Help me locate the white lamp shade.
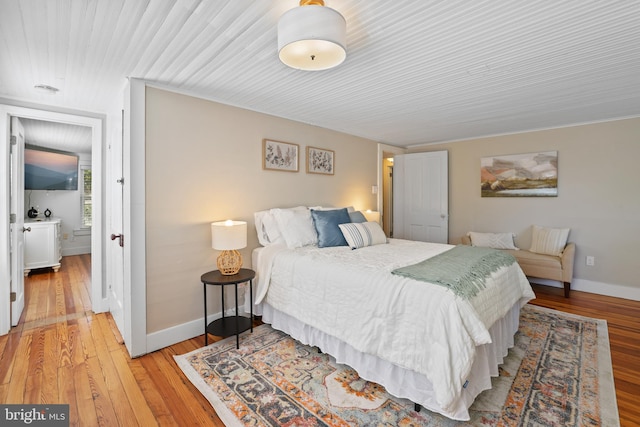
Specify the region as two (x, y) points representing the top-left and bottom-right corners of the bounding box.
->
(211, 220), (247, 250)
(278, 5), (346, 71)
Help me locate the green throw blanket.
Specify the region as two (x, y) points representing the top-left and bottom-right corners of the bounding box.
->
(391, 245), (517, 299)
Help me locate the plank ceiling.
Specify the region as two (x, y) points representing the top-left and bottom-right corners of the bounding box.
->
(1, 0), (639, 150)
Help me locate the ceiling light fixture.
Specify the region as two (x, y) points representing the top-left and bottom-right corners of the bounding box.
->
(34, 84), (59, 94)
(278, 0), (346, 71)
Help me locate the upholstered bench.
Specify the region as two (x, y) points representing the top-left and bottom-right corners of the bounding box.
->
(461, 229), (575, 298)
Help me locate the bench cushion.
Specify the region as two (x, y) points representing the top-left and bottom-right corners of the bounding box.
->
(506, 249), (563, 281)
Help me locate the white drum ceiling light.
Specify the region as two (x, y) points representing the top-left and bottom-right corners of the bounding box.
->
(278, 0), (346, 71)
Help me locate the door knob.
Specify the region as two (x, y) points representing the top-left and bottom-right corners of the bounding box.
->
(110, 233), (124, 247)
(22, 226), (31, 232)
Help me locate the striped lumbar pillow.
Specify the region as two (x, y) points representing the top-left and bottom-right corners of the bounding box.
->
(338, 222), (387, 249)
(529, 225), (570, 256)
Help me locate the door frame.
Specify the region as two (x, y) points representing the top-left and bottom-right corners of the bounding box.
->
(0, 104), (104, 335)
(377, 143), (405, 233)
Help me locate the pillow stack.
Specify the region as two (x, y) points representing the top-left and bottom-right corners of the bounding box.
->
(254, 206), (387, 249)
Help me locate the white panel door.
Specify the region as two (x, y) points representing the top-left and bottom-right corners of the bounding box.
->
(10, 117), (25, 325)
(393, 151), (448, 243)
(107, 111), (125, 336)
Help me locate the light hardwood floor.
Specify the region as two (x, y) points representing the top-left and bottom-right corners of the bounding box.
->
(1, 255), (638, 426)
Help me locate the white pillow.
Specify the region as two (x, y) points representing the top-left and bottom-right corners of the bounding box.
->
(467, 231), (518, 250)
(271, 207), (318, 249)
(254, 210), (271, 246)
(338, 222), (387, 249)
(529, 225), (570, 256)
(262, 211), (284, 245)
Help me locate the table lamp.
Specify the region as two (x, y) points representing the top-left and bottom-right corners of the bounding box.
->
(363, 210), (380, 223)
(211, 220), (247, 275)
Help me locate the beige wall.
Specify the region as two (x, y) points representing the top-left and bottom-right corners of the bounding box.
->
(144, 87), (378, 333)
(407, 117), (640, 295)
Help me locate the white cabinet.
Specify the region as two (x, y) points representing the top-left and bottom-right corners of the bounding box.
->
(24, 218), (62, 275)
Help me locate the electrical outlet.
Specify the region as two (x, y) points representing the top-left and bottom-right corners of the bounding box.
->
(63, 233), (69, 240)
(586, 256), (595, 266)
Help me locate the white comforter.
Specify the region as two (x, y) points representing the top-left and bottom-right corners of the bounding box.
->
(254, 239), (534, 413)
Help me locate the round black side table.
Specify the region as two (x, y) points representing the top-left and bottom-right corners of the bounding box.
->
(201, 268), (255, 348)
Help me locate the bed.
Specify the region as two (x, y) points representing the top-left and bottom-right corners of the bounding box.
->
(248, 206), (535, 421)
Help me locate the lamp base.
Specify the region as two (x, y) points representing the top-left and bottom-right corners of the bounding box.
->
(217, 250), (242, 275)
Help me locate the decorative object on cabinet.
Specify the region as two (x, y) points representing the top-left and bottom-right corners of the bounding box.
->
(481, 151), (558, 197)
(44, 208), (52, 218)
(277, 0), (346, 71)
(211, 220), (247, 275)
(262, 139), (299, 172)
(306, 146), (335, 175)
(27, 207), (38, 218)
(24, 218), (62, 275)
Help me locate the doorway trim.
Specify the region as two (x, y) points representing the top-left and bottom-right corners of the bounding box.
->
(377, 143), (405, 233)
(0, 104), (104, 335)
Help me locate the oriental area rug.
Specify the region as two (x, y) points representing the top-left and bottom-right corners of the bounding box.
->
(174, 305), (619, 426)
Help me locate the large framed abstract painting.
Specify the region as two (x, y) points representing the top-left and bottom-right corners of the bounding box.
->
(481, 151), (558, 197)
(262, 139), (299, 172)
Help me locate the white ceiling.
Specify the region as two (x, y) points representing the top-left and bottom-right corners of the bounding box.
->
(20, 118), (92, 154)
(1, 0), (639, 150)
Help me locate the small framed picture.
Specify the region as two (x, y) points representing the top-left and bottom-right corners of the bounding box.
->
(306, 146), (335, 175)
(262, 139), (299, 172)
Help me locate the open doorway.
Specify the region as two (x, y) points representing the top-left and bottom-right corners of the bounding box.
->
(382, 155), (394, 237)
(377, 144), (406, 239)
(0, 104), (104, 335)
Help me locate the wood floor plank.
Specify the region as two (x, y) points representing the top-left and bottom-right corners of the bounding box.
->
(2, 256), (639, 426)
(58, 364), (79, 426)
(41, 326), (60, 404)
(0, 331), (20, 385)
(145, 350), (223, 426)
(128, 357), (179, 426)
(110, 349), (159, 427)
(4, 331), (32, 404)
(84, 355), (120, 426)
(72, 361), (97, 426)
(90, 330), (139, 426)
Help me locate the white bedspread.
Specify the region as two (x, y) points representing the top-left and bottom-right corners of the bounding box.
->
(253, 239), (534, 413)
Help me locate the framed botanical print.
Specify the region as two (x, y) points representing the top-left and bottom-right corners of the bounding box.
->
(262, 139), (299, 172)
(306, 146), (334, 175)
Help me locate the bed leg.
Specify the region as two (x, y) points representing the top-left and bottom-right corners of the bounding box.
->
(414, 403), (421, 412)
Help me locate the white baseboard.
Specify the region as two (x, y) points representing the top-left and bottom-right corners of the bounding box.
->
(62, 247), (91, 256)
(528, 277), (640, 301)
(146, 308), (250, 354)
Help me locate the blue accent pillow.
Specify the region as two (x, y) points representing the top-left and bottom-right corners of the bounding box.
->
(348, 211), (367, 223)
(311, 208), (351, 248)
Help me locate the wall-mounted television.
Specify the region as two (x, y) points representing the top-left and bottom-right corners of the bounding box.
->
(24, 147), (79, 190)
